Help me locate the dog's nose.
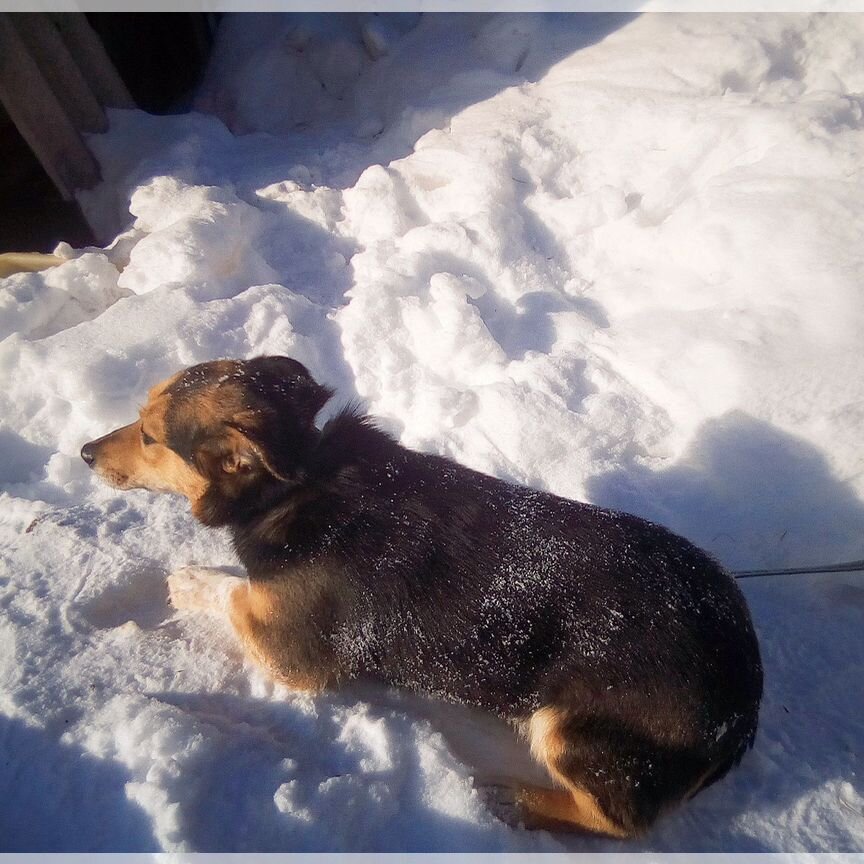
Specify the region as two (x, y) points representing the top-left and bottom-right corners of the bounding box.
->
(80, 443), (96, 466)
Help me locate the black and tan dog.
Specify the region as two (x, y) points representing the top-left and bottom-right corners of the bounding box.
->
(81, 356), (762, 838)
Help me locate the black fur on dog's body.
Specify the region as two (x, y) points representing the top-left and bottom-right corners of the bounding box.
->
(83, 358), (763, 836)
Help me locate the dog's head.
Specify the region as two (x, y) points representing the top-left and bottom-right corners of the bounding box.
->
(80, 357), (333, 525)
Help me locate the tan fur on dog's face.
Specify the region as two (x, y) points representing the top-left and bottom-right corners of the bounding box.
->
(81, 372), (207, 499)
(81, 357), (333, 523)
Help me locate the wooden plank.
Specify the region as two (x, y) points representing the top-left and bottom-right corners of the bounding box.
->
(49, 12), (134, 110)
(9, 13), (107, 134)
(0, 252), (64, 278)
(0, 13), (100, 200)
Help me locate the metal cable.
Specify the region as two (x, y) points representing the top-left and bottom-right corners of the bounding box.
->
(732, 559), (864, 579)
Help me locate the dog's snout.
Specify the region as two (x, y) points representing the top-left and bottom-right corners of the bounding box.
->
(80, 442), (96, 466)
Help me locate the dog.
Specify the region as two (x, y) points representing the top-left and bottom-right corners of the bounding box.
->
(81, 355), (762, 838)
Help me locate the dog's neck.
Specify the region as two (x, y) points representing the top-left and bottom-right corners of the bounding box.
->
(227, 407), (398, 577)
(312, 404), (397, 470)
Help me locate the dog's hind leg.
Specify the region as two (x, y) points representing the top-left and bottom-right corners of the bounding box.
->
(516, 706), (635, 838)
(514, 784), (631, 837)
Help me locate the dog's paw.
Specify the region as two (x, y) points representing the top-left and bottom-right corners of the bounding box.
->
(167, 566), (243, 614)
(474, 782), (526, 828)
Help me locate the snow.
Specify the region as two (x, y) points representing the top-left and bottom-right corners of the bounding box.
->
(1, 11), (863, 853)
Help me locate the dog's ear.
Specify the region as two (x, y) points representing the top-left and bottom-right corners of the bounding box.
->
(225, 357), (334, 482)
(193, 424), (272, 481)
(190, 424), (288, 526)
(189, 357), (334, 489)
(243, 356), (333, 430)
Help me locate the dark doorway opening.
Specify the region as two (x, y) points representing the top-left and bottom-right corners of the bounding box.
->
(1, 13), (218, 254)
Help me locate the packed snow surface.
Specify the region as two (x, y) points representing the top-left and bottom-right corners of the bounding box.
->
(1, 12), (863, 852)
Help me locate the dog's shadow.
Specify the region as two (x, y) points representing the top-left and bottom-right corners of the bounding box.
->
(144, 683), (556, 852)
(586, 410), (864, 573)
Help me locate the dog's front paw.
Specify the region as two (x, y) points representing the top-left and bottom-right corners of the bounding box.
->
(167, 566), (243, 614)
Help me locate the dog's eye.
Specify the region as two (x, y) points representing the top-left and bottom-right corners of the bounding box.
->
(141, 428), (156, 446)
